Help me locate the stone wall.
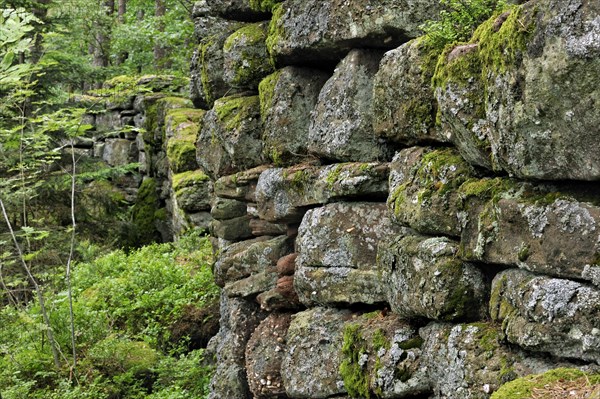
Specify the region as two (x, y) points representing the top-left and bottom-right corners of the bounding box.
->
(91, 0), (600, 397)
(187, 0), (600, 397)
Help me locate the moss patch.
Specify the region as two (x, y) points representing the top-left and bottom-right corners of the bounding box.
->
(258, 70), (282, 122)
(491, 368), (600, 399)
(265, 3), (285, 65)
(340, 324), (372, 399)
(223, 22), (274, 87)
(249, 0), (280, 12)
(214, 95), (260, 131)
(172, 170), (210, 194)
(128, 178), (163, 248)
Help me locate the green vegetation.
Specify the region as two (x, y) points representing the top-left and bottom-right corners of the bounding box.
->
(0, 231), (219, 399)
(214, 95), (260, 131)
(340, 323), (372, 399)
(492, 368), (600, 399)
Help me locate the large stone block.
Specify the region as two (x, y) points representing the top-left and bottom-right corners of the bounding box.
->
(208, 294), (267, 399)
(196, 95), (265, 180)
(339, 312), (429, 398)
(245, 313), (292, 398)
(255, 162), (389, 223)
(388, 146), (478, 237)
(281, 308), (351, 398)
(214, 235), (292, 286)
(102, 138), (138, 166)
(259, 67), (328, 164)
(490, 269), (600, 363)
(295, 202), (397, 306)
(171, 170), (212, 213)
(420, 322), (563, 398)
(378, 234), (488, 322)
(373, 38), (449, 145)
(223, 22), (274, 90)
(461, 195), (600, 286)
(190, 22), (245, 109)
(308, 49), (390, 162)
(266, 0), (441, 66)
(165, 108), (205, 173)
(434, 0), (600, 180)
(214, 165), (270, 202)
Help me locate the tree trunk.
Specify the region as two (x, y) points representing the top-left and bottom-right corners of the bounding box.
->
(118, 0), (126, 23)
(153, 0), (170, 70)
(92, 0), (115, 69)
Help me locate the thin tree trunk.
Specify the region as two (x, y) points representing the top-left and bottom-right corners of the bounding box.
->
(65, 139), (78, 373)
(0, 198), (61, 369)
(118, 0), (126, 23)
(92, 0), (115, 69)
(153, 0), (170, 70)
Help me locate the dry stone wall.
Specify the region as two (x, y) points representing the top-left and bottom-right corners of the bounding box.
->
(186, 0), (600, 397)
(83, 0), (600, 397)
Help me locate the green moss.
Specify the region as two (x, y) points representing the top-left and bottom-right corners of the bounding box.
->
(389, 183), (409, 217)
(224, 23), (267, 52)
(223, 23), (274, 87)
(265, 3), (285, 64)
(128, 178), (162, 248)
(200, 37), (217, 104)
(372, 329), (390, 352)
(491, 368), (600, 399)
(269, 147), (283, 165)
(143, 103), (159, 147)
(340, 324), (372, 399)
(517, 243), (530, 262)
(418, 148), (474, 195)
(167, 137), (197, 173)
(397, 336), (424, 350)
(214, 95), (260, 131)
(249, 0), (280, 12)
(166, 108), (205, 127)
(473, 6), (536, 77)
(477, 324), (500, 352)
(289, 170), (309, 193)
(326, 164), (346, 189)
(172, 170), (210, 193)
(258, 70), (282, 122)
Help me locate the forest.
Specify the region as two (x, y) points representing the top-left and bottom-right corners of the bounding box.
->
(0, 1), (219, 398)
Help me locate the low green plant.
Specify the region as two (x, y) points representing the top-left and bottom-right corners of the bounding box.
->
(419, 0), (507, 49)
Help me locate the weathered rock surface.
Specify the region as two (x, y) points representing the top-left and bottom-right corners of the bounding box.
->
(420, 322), (561, 399)
(214, 165), (270, 202)
(190, 22), (245, 109)
(435, 0), (600, 180)
(256, 163), (389, 223)
(461, 195), (600, 286)
(388, 146), (478, 237)
(379, 234), (488, 322)
(165, 108), (205, 173)
(245, 313), (292, 398)
(259, 67), (328, 164)
(340, 312), (429, 398)
(171, 170), (212, 213)
(281, 308), (351, 398)
(490, 269), (600, 363)
(208, 294), (267, 399)
(224, 270), (278, 298)
(223, 22), (274, 90)
(211, 197), (248, 220)
(308, 49), (390, 162)
(373, 38), (448, 145)
(256, 275), (302, 311)
(196, 95), (265, 180)
(211, 215), (254, 241)
(102, 138), (138, 166)
(295, 202), (397, 306)
(214, 235), (292, 287)
(206, 0), (267, 20)
(266, 0), (441, 65)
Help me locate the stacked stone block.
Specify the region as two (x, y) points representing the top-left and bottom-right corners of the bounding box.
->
(188, 0), (600, 398)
